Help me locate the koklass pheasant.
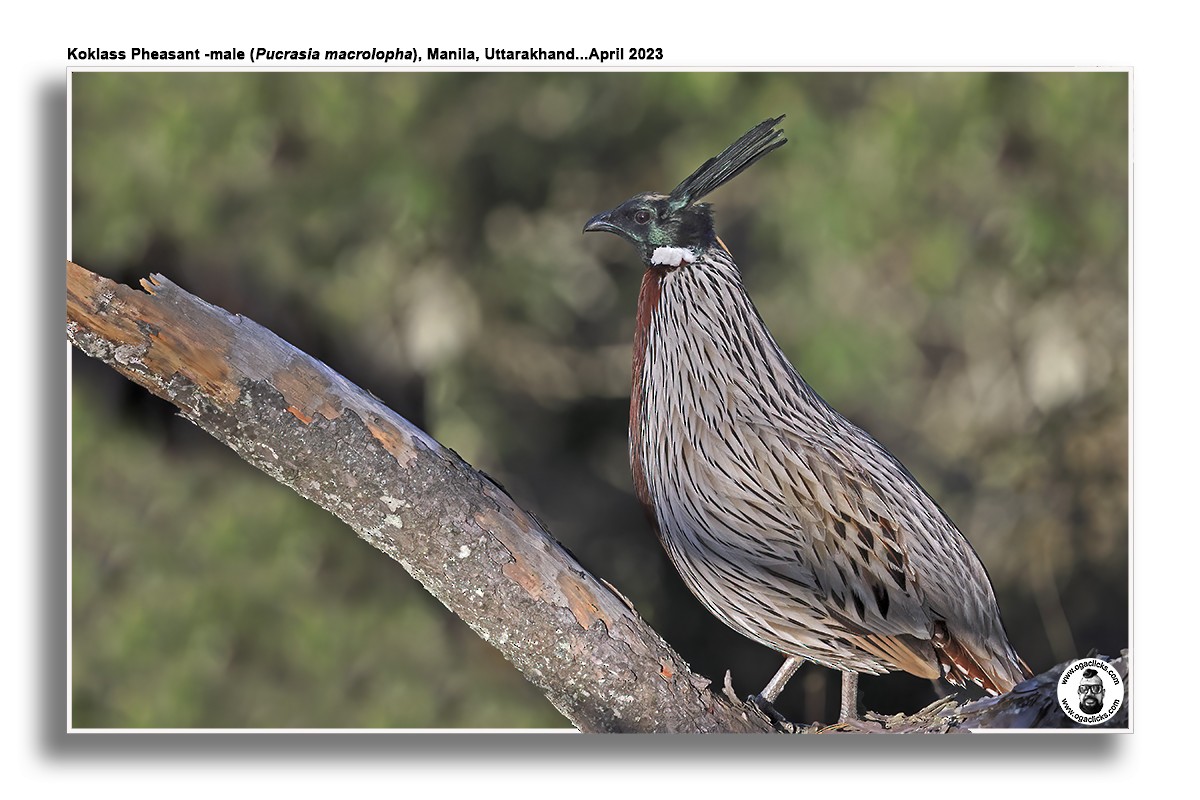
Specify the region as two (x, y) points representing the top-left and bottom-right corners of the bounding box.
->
(584, 116), (1030, 722)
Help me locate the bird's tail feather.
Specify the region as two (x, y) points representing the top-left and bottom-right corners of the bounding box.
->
(931, 621), (1030, 696)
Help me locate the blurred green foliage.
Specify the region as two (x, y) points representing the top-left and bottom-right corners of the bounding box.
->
(71, 72), (1127, 727)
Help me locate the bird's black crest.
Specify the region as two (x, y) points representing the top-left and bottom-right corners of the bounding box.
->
(667, 116), (787, 212)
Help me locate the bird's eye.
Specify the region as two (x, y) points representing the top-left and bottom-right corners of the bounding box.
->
(633, 210), (652, 225)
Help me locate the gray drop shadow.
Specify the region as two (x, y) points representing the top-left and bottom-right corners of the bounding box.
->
(48, 75), (1126, 765)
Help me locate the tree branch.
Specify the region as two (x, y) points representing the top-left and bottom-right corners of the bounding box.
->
(67, 259), (767, 733)
(66, 260), (1127, 732)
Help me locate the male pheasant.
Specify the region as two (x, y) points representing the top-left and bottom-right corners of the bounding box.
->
(583, 116), (1030, 722)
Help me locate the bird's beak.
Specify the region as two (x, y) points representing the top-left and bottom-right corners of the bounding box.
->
(583, 210), (620, 235)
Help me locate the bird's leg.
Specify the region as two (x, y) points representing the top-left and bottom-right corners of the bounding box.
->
(839, 671), (860, 723)
(760, 656), (804, 703)
(746, 656), (804, 730)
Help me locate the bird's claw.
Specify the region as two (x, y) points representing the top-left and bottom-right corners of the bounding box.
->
(747, 693), (798, 733)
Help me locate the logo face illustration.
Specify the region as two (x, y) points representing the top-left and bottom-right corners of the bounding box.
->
(1057, 658), (1124, 726)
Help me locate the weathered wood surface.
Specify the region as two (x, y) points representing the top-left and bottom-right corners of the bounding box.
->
(66, 259), (766, 733)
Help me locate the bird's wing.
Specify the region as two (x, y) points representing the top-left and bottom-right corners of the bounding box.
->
(737, 409), (1026, 690)
(674, 405), (936, 678)
(730, 415), (931, 624)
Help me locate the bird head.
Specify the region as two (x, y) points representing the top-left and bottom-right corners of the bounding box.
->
(582, 192), (715, 265)
(584, 116), (787, 267)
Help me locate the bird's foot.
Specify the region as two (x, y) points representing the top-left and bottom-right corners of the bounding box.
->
(725, 668), (802, 732)
(746, 693), (799, 733)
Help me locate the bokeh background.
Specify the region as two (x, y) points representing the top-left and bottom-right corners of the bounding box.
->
(70, 72), (1128, 728)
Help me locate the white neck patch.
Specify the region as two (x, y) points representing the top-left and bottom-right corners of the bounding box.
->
(650, 246), (696, 267)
